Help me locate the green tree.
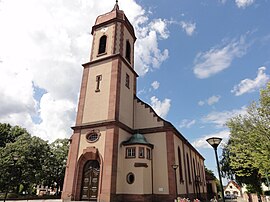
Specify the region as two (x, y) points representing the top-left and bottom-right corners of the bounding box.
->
(221, 82), (270, 194)
(0, 123), (27, 148)
(0, 132), (51, 195)
(0, 123), (69, 198)
(43, 138), (69, 195)
(0, 124), (32, 198)
(205, 167), (221, 193)
(205, 167), (216, 179)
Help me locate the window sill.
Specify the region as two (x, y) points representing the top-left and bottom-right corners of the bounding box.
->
(97, 52), (107, 57)
(134, 162), (148, 168)
(125, 156), (136, 159)
(139, 156), (145, 159)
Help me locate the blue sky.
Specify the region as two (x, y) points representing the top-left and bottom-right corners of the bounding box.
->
(0, 0), (270, 182)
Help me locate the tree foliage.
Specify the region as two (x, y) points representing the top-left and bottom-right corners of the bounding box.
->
(0, 123), (69, 196)
(0, 123), (28, 148)
(43, 138), (69, 195)
(205, 167), (221, 192)
(220, 82), (270, 193)
(205, 167), (216, 180)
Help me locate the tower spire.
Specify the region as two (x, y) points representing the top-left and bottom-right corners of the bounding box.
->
(112, 0), (119, 11)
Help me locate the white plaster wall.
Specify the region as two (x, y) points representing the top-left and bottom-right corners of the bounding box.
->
(119, 62), (134, 128)
(134, 100), (164, 129)
(116, 129), (152, 194)
(145, 132), (169, 194)
(116, 129), (131, 193)
(82, 61), (112, 123)
(77, 127), (107, 160)
(173, 136), (187, 194)
(225, 182), (241, 196)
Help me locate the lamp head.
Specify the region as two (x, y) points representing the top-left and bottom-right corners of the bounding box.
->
(206, 137), (222, 149)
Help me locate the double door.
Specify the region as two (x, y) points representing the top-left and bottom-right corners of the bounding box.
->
(81, 160), (100, 201)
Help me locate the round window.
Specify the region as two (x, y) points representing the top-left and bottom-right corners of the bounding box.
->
(86, 131), (100, 143)
(126, 172), (135, 184)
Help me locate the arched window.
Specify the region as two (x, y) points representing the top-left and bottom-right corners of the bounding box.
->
(125, 40), (131, 62)
(98, 35), (107, 54)
(197, 162), (201, 182)
(193, 158), (197, 183)
(186, 153), (191, 183)
(178, 147), (183, 182)
(201, 164), (205, 184)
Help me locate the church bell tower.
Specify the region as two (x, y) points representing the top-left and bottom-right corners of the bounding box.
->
(62, 2), (137, 202)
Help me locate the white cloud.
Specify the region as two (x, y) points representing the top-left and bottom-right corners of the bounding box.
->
(137, 88), (147, 96)
(179, 119), (196, 128)
(193, 36), (247, 79)
(180, 21), (196, 36)
(235, 0), (254, 8)
(198, 95), (221, 106)
(0, 0), (169, 142)
(202, 106), (247, 127)
(135, 19), (170, 76)
(231, 66), (269, 96)
(220, 0), (254, 8)
(150, 19), (170, 39)
(150, 96), (171, 118)
(151, 81), (160, 90)
(192, 130), (230, 149)
(32, 93), (76, 140)
(207, 95), (221, 105)
(198, 101), (205, 106)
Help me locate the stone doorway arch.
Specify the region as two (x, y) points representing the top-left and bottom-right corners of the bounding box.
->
(73, 147), (103, 201)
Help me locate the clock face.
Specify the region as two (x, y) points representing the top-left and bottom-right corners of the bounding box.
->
(101, 27), (108, 33)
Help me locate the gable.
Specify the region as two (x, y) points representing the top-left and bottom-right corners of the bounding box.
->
(134, 96), (164, 129)
(225, 181), (241, 192)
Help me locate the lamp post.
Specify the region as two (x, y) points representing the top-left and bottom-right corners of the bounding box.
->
(206, 137), (225, 202)
(172, 164), (179, 200)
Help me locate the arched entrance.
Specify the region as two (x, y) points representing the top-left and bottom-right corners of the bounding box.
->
(80, 160), (100, 201)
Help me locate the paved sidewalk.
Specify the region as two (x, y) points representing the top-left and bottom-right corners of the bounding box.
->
(0, 200), (62, 202)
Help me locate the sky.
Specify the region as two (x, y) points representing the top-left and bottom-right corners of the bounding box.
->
(1, 0), (270, 183)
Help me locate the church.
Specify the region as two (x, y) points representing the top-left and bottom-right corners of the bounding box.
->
(62, 2), (207, 202)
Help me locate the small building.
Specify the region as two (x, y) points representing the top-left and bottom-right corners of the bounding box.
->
(224, 181), (241, 197)
(62, 2), (207, 202)
(36, 185), (56, 196)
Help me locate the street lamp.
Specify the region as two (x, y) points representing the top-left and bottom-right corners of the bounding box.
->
(172, 164), (179, 200)
(206, 137), (225, 202)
